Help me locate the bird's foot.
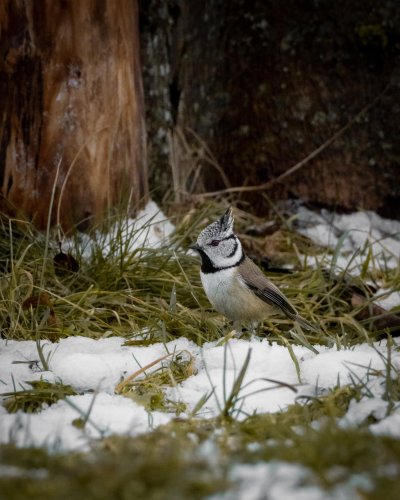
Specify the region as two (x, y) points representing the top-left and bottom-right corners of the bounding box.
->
(216, 329), (238, 346)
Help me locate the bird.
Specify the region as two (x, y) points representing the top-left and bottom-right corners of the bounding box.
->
(190, 207), (317, 333)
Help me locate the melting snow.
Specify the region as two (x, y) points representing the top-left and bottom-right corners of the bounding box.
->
(295, 206), (400, 275)
(0, 335), (399, 451)
(1, 199), (400, 500)
(373, 289), (400, 311)
(66, 200), (175, 260)
(213, 461), (373, 500)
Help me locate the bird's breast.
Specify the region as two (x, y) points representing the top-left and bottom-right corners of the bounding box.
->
(200, 269), (274, 322)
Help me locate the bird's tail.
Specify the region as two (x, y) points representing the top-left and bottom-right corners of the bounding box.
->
(292, 314), (320, 333)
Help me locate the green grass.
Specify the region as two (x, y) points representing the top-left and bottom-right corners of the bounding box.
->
(0, 202), (400, 498)
(1, 203), (396, 346)
(2, 380), (78, 414)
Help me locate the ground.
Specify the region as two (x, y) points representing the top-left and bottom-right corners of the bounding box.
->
(0, 201), (400, 499)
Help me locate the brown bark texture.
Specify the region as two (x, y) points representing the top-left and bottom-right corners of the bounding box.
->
(140, 0), (400, 218)
(0, 0), (147, 231)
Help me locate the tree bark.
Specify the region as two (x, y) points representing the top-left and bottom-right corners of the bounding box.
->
(0, 0), (147, 231)
(140, 0), (400, 218)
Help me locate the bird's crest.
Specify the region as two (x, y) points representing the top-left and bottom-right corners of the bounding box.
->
(218, 207), (234, 233)
(197, 207), (235, 243)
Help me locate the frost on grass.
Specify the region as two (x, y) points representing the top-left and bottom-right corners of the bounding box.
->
(1, 335), (399, 451)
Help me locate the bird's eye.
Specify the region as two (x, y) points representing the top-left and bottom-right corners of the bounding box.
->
(210, 240), (220, 247)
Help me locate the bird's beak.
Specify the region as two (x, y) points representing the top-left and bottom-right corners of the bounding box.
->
(189, 243), (201, 252)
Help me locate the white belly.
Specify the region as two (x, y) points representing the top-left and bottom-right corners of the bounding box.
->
(200, 269), (275, 322)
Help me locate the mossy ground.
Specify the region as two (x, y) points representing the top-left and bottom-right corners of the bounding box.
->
(0, 203), (399, 498)
(1, 399), (400, 499)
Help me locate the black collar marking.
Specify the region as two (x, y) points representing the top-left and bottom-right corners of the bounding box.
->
(198, 248), (245, 274)
(226, 238), (238, 258)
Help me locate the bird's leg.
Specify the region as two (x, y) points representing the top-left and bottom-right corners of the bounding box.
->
(233, 321), (244, 337)
(248, 321), (259, 339)
(217, 322), (241, 346)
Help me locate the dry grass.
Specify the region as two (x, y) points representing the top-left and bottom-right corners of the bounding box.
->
(0, 201), (400, 499)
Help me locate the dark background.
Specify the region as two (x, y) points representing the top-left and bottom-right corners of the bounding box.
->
(140, 0), (400, 217)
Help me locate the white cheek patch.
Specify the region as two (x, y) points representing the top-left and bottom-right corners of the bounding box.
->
(205, 238), (242, 270)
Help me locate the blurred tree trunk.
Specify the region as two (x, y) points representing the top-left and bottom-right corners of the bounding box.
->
(0, 0), (147, 231)
(140, 0), (400, 218)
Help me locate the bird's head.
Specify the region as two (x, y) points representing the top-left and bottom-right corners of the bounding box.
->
(190, 208), (242, 270)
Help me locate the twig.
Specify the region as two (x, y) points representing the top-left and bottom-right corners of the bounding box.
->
(114, 349), (193, 394)
(185, 127), (232, 189)
(169, 126), (232, 200)
(194, 82), (392, 199)
(115, 352), (174, 393)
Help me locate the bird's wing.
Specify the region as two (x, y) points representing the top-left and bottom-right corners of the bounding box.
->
(241, 257), (297, 318)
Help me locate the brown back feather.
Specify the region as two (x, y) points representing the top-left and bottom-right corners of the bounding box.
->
(240, 257), (298, 318)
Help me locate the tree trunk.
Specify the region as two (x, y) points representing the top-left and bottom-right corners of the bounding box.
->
(0, 0), (147, 231)
(140, 0), (400, 218)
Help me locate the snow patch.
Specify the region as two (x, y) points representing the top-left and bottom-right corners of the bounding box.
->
(214, 461), (372, 500)
(295, 206), (400, 272)
(1, 336), (399, 452)
(65, 200), (175, 260)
